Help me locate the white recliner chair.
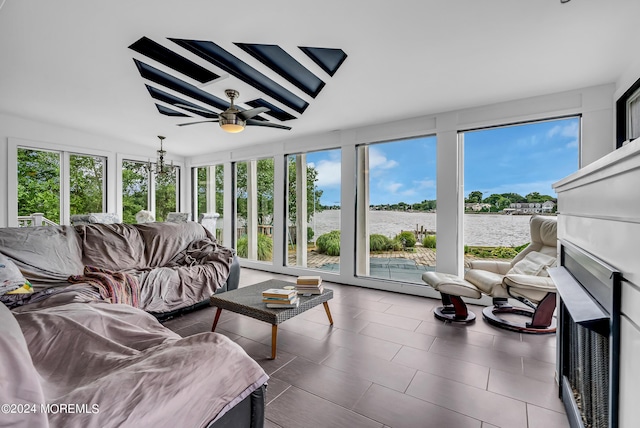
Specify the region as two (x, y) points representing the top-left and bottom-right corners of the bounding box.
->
(422, 215), (558, 334)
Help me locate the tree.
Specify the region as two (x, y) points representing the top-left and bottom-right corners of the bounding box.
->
(287, 156), (322, 224)
(500, 192), (527, 203)
(154, 168), (177, 222)
(17, 148), (61, 223)
(121, 161), (149, 224)
(235, 159), (274, 225)
(466, 190), (483, 204)
(69, 154), (104, 216)
(526, 192), (555, 203)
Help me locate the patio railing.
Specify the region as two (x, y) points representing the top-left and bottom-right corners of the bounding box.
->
(17, 213), (58, 227)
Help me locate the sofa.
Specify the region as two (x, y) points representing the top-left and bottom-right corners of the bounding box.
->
(0, 222), (269, 427)
(0, 221), (240, 316)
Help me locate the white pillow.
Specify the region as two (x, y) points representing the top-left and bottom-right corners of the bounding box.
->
(508, 251), (556, 277)
(0, 253), (27, 295)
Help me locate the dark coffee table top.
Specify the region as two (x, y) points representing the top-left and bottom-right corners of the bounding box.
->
(209, 279), (333, 325)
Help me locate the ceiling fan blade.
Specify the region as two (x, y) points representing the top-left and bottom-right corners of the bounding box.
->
(174, 103), (218, 115)
(177, 119), (219, 127)
(246, 119), (291, 130)
(238, 107), (270, 121)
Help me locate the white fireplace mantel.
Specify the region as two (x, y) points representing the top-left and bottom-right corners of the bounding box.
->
(553, 137), (640, 428)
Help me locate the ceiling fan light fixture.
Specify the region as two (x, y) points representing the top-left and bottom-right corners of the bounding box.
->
(219, 113), (246, 133)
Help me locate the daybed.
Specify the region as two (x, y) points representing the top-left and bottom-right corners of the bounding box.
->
(0, 221), (240, 316)
(0, 296), (268, 428)
(0, 222), (268, 427)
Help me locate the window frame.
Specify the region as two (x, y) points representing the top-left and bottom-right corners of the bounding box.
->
(616, 75), (640, 148)
(8, 137), (114, 227)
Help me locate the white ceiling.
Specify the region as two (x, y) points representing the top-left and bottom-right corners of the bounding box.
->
(0, 0), (638, 157)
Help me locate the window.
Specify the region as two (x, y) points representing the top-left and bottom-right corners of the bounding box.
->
(17, 148), (61, 224)
(194, 165), (224, 242)
(355, 137), (436, 283)
(155, 167), (178, 222)
(235, 158), (274, 262)
(122, 160), (150, 223)
(286, 149), (339, 270)
(17, 148), (106, 225)
(70, 154), (106, 216)
(122, 160), (179, 223)
(462, 117), (579, 261)
(616, 75), (640, 148)
(627, 87), (640, 141)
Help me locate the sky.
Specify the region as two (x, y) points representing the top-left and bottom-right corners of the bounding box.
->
(306, 117), (579, 206)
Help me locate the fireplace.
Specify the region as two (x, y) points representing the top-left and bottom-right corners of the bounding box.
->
(549, 240), (622, 428)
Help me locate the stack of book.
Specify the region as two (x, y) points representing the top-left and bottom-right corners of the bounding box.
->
(296, 276), (324, 295)
(262, 288), (300, 308)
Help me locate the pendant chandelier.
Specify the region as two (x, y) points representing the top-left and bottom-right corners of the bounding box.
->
(146, 135), (175, 175)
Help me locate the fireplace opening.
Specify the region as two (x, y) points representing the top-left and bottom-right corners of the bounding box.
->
(549, 240), (621, 428)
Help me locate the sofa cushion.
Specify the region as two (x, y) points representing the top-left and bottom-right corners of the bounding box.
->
(0, 226), (84, 286)
(135, 222), (208, 268)
(0, 303), (48, 427)
(77, 223), (145, 271)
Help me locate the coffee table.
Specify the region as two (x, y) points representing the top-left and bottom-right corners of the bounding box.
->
(209, 279), (334, 359)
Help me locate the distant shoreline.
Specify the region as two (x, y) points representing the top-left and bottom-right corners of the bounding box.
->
(311, 210), (536, 247)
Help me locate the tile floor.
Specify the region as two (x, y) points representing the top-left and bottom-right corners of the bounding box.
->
(162, 268), (569, 428)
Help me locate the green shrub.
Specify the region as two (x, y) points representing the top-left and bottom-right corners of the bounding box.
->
(389, 238), (403, 251)
(316, 230), (341, 256)
(395, 231), (417, 248)
(370, 234), (392, 251)
(464, 245), (518, 259)
(307, 227), (314, 243)
(490, 246), (518, 259)
(423, 234), (437, 248)
(236, 234), (273, 261)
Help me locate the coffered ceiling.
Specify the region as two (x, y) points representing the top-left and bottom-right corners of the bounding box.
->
(0, 0), (639, 156)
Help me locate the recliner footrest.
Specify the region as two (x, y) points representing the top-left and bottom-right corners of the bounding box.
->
(421, 272), (482, 299)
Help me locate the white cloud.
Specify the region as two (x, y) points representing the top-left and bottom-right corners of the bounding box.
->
(413, 178), (436, 189)
(314, 159), (342, 187)
(369, 146), (398, 170)
(547, 121), (579, 140)
(566, 139), (578, 149)
(383, 182), (403, 193)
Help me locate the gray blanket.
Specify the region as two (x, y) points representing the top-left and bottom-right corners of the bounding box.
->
(11, 300), (268, 427)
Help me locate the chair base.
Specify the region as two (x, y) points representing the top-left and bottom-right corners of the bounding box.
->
(482, 305), (556, 334)
(434, 306), (476, 323)
(433, 294), (476, 323)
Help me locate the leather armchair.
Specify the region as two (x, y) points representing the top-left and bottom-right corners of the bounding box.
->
(422, 215), (558, 334)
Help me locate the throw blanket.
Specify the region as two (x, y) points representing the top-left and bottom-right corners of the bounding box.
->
(168, 237), (235, 268)
(69, 266), (140, 307)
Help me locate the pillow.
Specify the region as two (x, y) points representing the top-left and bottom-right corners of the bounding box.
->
(508, 251), (556, 277)
(0, 253), (31, 295)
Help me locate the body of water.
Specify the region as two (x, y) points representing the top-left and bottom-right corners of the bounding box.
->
(311, 210), (537, 247)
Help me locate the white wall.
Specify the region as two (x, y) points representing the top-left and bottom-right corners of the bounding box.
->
(186, 84), (616, 295)
(0, 113), (187, 227)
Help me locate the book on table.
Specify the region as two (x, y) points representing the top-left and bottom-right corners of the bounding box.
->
(262, 294), (297, 303)
(296, 285), (324, 295)
(266, 296), (300, 308)
(296, 275), (322, 286)
(262, 288), (297, 299)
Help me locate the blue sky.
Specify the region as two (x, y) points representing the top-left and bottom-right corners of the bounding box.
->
(307, 117), (579, 206)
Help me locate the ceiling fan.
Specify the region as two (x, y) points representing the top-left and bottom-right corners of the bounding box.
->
(177, 89), (291, 133)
